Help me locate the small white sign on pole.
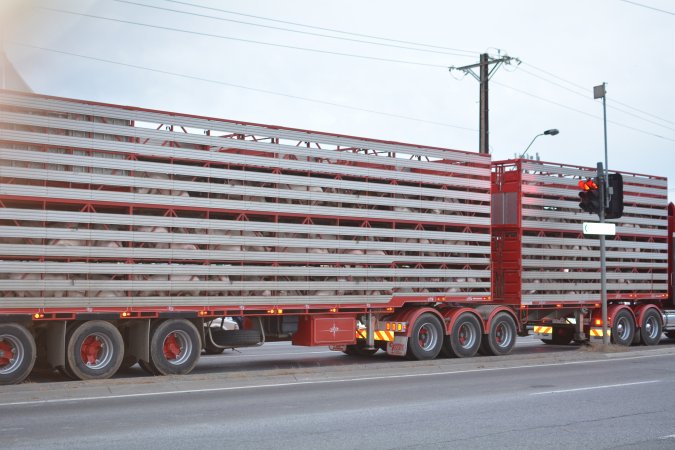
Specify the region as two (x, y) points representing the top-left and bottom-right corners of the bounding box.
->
(582, 222), (616, 236)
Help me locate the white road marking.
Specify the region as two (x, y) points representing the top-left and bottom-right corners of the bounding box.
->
(659, 434), (675, 440)
(0, 352), (671, 408)
(530, 380), (660, 395)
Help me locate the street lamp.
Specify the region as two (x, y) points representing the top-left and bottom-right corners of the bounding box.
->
(521, 128), (559, 158)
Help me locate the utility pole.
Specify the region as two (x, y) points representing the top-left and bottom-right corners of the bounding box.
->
(450, 53), (520, 154)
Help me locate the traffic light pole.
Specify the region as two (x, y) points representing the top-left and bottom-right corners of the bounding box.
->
(597, 162), (609, 345)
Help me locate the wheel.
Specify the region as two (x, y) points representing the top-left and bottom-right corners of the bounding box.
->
(65, 321), (124, 380)
(209, 329), (262, 347)
(343, 342), (378, 356)
(149, 319), (201, 375)
(0, 323), (37, 385)
(541, 327), (574, 345)
(406, 313), (444, 360)
(610, 310), (635, 346)
(480, 312), (517, 356)
(442, 313), (482, 358)
(639, 309), (662, 346)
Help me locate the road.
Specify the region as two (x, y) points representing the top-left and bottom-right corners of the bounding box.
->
(2, 337), (675, 449)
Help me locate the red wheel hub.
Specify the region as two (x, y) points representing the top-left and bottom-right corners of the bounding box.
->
(0, 340), (15, 366)
(163, 333), (182, 360)
(80, 335), (102, 365)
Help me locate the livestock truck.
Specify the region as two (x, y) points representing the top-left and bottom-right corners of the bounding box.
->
(0, 89), (673, 385)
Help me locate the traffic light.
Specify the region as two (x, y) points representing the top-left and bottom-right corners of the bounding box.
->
(578, 178), (603, 215)
(605, 173), (623, 219)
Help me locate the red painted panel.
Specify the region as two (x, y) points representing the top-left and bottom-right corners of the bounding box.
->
(292, 315), (356, 346)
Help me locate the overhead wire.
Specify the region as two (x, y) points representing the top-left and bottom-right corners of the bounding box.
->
(618, 0), (675, 16)
(28, 4), (675, 143)
(39, 7), (450, 69)
(516, 66), (675, 133)
(114, 0), (477, 59)
(157, 0), (479, 55)
(522, 62), (675, 127)
(9, 42), (478, 133)
(492, 80), (675, 142)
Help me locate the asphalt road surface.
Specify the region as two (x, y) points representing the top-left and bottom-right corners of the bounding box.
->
(2, 336), (675, 449)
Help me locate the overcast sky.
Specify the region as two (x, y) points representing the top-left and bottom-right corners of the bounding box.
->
(3, 0), (674, 201)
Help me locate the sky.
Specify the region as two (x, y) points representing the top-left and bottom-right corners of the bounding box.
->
(2, 0), (674, 201)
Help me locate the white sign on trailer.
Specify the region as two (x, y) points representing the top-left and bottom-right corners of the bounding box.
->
(582, 222), (616, 236)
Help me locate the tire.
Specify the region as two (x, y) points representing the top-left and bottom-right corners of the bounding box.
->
(209, 329), (262, 348)
(480, 312), (517, 356)
(442, 313), (482, 358)
(0, 323), (37, 385)
(610, 310), (635, 346)
(406, 313), (444, 361)
(65, 321), (124, 381)
(639, 309), (662, 346)
(149, 319), (201, 376)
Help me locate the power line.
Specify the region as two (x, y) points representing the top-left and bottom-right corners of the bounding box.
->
(114, 0), (476, 59)
(159, 0), (479, 55)
(521, 62), (675, 128)
(516, 66), (675, 133)
(39, 7), (449, 69)
(9, 42), (477, 133)
(618, 0), (675, 16)
(493, 80), (675, 142)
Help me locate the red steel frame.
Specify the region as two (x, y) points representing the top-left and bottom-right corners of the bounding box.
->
(0, 90), (492, 322)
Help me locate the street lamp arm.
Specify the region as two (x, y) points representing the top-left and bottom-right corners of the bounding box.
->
(521, 133), (544, 158)
(521, 128), (559, 158)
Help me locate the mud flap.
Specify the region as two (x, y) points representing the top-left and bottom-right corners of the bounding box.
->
(387, 335), (408, 357)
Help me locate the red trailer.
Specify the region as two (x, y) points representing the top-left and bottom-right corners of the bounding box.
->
(0, 90), (673, 385)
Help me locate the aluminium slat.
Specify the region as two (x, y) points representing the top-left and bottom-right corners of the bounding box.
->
(0, 208), (492, 242)
(522, 283), (667, 291)
(0, 244), (491, 265)
(521, 260), (663, 269)
(0, 148), (490, 202)
(0, 226), (491, 254)
(0, 111), (491, 178)
(0, 184), (491, 226)
(521, 192), (668, 212)
(521, 173), (668, 192)
(0, 92), (491, 166)
(522, 236), (667, 250)
(521, 220), (666, 238)
(520, 162), (668, 187)
(0, 294), (392, 308)
(1, 280), (491, 292)
(2, 165), (491, 216)
(0, 262), (490, 278)
(0, 129), (491, 190)
(0, 293), (493, 309)
(519, 196), (668, 214)
(521, 208), (668, 228)
(522, 247), (668, 260)
(522, 272), (667, 280)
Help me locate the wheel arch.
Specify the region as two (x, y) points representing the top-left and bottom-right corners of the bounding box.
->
(632, 304), (663, 329)
(386, 307), (445, 338)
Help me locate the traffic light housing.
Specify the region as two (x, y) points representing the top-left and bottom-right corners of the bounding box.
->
(605, 173), (623, 219)
(578, 178), (603, 215)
